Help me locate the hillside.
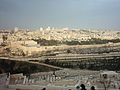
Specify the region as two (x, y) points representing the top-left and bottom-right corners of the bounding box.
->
(0, 29), (120, 74)
(1, 29), (120, 42)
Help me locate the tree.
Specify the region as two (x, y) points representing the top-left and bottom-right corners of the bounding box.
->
(44, 59), (50, 64)
(99, 79), (112, 90)
(67, 49), (71, 53)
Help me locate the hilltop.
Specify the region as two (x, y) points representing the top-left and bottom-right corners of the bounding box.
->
(1, 28), (120, 42)
(0, 28), (120, 57)
(0, 28), (120, 73)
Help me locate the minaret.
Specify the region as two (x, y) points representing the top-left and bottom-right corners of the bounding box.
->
(14, 27), (19, 32)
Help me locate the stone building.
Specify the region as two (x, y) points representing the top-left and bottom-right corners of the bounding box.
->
(100, 71), (118, 79)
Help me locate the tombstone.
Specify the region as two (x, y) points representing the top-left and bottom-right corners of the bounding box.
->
(23, 76), (26, 84)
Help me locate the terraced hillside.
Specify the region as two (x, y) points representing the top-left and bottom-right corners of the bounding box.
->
(38, 43), (120, 71)
(0, 42), (120, 74)
(40, 53), (120, 70)
(0, 57), (61, 74)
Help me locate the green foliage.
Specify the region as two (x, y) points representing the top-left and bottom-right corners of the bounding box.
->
(64, 41), (80, 45)
(33, 39), (61, 46)
(32, 38), (120, 46)
(67, 49), (71, 53)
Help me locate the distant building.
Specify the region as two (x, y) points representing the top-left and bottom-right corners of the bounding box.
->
(14, 27), (19, 32)
(46, 26), (51, 30)
(40, 27), (43, 30)
(13, 40), (38, 46)
(52, 27), (55, 30)
(62, 27), (69, 30)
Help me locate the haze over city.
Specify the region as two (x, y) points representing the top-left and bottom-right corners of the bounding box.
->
(0, 0), (120, 30)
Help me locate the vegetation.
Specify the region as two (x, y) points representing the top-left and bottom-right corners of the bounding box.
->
(0, 59), (57, 75)
(33, 39), (61, 46)
(41, 56), (120, 70)
(33, 38), (120, 46)
(80, 38), (120, 45)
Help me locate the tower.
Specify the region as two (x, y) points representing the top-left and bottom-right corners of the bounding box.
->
(40, 27), (43, 31)
(14, 27), (19, 32)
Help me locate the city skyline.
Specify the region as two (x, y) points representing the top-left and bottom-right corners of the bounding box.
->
(0, 0), (120, 30)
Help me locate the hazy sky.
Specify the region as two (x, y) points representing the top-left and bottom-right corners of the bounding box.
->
(0, 0), (120, 30)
